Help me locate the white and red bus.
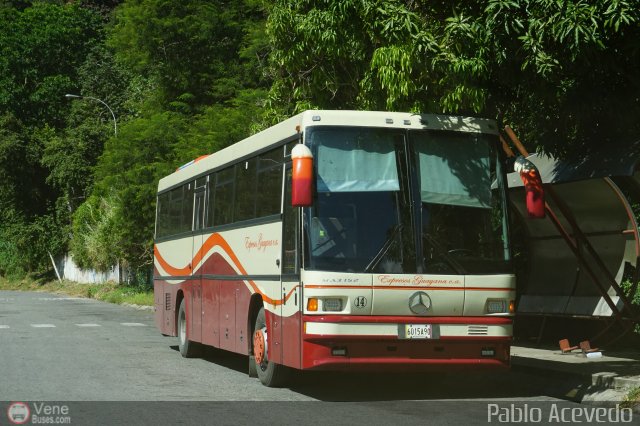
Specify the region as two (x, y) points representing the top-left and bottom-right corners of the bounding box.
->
(154, 110), (516, 387)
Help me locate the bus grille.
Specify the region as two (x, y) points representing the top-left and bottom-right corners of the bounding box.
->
(468, 325), (489, 336)
(165, 293), (171, 311)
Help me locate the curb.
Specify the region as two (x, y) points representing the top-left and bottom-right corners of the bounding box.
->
(512, 356), (640, 391)
(512, 356), (640, 410)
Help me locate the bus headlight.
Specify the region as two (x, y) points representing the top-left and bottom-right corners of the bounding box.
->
(486, 299), (507, 314)
(322, 298), (343, 312)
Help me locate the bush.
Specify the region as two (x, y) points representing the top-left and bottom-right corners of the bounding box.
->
(70, 195), (122, 271)
(0, 211), (66, 278)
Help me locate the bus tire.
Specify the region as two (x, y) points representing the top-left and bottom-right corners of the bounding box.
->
(253, 307), (289, 387)
(248, 355), (258, 378)
(177, 298), (201, 358)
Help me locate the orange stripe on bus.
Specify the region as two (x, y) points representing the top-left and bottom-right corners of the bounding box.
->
(304, 284), (513, 292)
(155, 233), (297, 306)
(154, 246), (191, 276)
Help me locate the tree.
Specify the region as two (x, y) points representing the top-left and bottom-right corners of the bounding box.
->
(266, 0), (640, 156)
(0, 2), (106, 277)
(108, 0), (268, 110)
(67, 0), (272, 278)
(0, 2), (103, 128)
(73, 111), (186, 272)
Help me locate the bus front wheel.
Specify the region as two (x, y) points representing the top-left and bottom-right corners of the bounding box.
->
(252, 307), (289, 387)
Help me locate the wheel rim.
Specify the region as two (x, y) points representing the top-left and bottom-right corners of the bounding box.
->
(179, 308), (186, 346)
(253, 327), (267, 367)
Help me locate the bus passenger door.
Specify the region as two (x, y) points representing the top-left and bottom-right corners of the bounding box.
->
(191, 180), (207, 343)
(281, 164), (302, 369)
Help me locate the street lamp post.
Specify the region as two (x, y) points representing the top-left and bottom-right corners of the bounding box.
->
(65, 93), (118, 136)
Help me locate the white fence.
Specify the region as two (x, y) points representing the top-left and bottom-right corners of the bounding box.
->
(55, 254), (120, 284)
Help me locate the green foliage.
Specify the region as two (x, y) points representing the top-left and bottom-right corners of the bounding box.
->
(78, 112), (186, 270)
(72, 90), (268, 272)
(0, 277), (154, 307)
(3, 0), (638, 284)
(69, 195), (122, 271)
(0, 114), (52, 216)
(0, 2), (103, 127)
(108, 0), (267, 109)
(482, 0), (640, 156)
(65, 0), (272, 275)
(622, 386), (640, 409)
(267, 0), (640, 156)
(0, 209), (66, 277)
(0, 2), (105, 278)
(1, 0), (272, 278)
(175, 88), (269, 162)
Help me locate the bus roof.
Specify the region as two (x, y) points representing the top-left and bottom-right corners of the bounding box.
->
(157, 110), (498, 192)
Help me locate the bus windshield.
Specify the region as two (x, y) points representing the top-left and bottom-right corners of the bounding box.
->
(306, 127), (416, 273)
(304, 126), (510, 275)
(412, 130), (511, 274)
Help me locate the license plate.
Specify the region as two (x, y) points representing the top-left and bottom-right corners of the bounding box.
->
(402, 324), (432, 339)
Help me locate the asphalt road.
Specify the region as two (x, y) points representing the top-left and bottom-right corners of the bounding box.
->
(2, 290), (633, 425)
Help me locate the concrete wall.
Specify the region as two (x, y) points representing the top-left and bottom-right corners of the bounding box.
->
(55, 254), (119, 284)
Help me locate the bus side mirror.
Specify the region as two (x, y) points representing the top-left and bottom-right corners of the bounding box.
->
(514, 157), (545, 219)
(291, 144), (314, 207)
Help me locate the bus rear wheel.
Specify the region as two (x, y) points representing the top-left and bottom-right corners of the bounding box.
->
(178, 299), (201, 358)
(252, 307), (289, 387)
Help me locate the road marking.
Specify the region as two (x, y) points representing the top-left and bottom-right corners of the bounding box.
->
(0, 325), (9, 329)
(120, 322), (147, 327)
(31, 324), (56, 328)
(75, 323), (101, 327)
(37, 297), (85, 301)
(0, 298), (15, 302)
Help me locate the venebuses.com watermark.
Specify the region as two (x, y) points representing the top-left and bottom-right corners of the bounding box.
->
(488, 403), (634, 423)
(7, 402), (71, 425)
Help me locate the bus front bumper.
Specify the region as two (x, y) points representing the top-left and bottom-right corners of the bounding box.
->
(301, 315), (512, 371)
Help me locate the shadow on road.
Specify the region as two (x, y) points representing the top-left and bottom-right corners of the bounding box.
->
(168, 344), (582, 402)
(287, 369), (580, 402)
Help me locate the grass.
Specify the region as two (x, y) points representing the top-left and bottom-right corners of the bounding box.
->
(622, 386), (640, 410)
(0, 276), (154, 306)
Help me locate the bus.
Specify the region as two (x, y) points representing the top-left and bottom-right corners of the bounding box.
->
(153, 110), (516, 387)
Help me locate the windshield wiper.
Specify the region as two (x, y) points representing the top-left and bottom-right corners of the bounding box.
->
(422, 232), (466, 274)
(364, 224), (403, 273)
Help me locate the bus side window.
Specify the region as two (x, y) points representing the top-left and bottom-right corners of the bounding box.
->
(256, 147), (284, 217)
(283, 165), (298, 275)
(214, 167), (235, 226)
(192, 177), (207, 231)
(156, 192), (171, 238)
(205, 172), (215, 228)
(182, 183), (194, 233)
(168, 185), (190, 235)
(235, 159), (257, 222)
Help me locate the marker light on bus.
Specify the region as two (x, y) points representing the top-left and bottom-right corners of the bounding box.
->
(291, 144), (314, 207)
(307, 298), (318, 312)
(509, 300), (515, 314)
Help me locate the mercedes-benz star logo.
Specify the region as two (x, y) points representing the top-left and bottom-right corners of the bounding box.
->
(409, 291), (432, 315)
